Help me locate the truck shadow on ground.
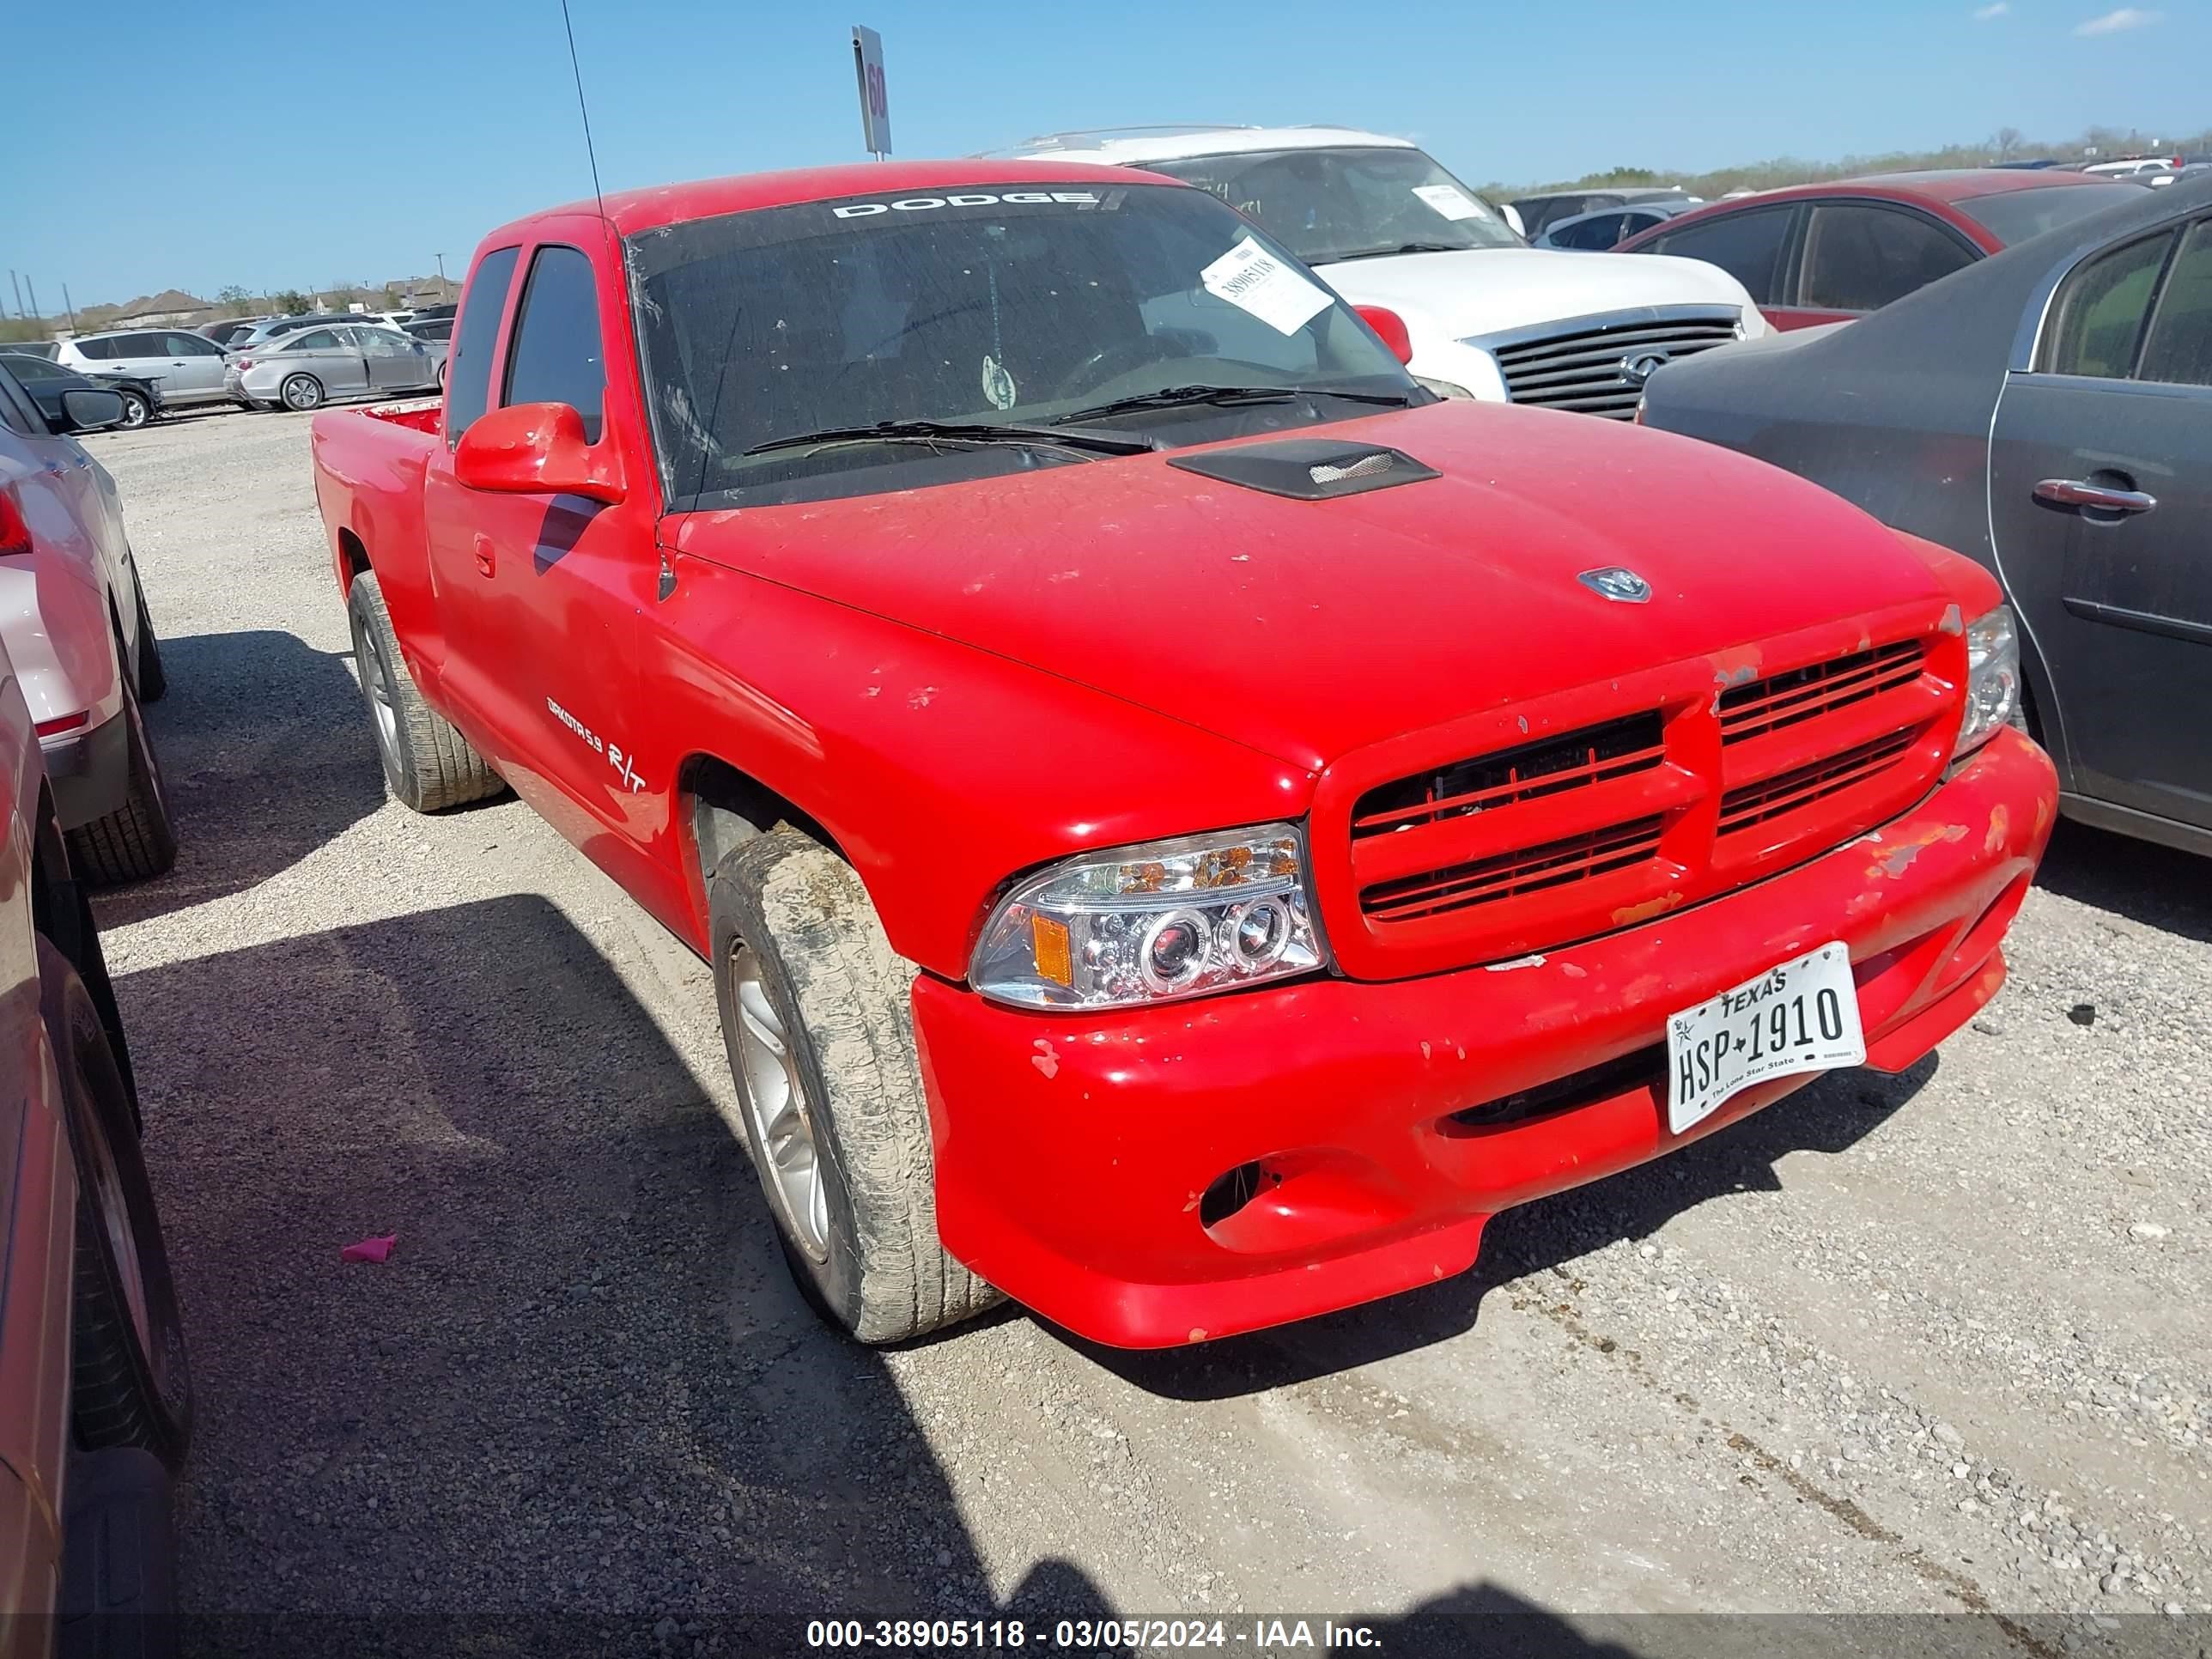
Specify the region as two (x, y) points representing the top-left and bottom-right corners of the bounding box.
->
(123, 894), (989, 1637)
(1083, 1054), (1936, 1402)
(2032, 818), (2211, 945)
(120, 896), (1670, 1656)
(97, 629), (387, 927)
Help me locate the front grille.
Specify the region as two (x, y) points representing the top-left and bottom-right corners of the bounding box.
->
(1360, 816), (1665, 923)
(1320, 617), (1960, 980)
(1719, 641), (1925, 744)
(1352, 713), (1664, 838)
(1718, 729), (1918, 836)
(1488, 307), (1742, 418)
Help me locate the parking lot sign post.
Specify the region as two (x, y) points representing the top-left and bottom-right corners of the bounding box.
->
(851, 25), (891, 159)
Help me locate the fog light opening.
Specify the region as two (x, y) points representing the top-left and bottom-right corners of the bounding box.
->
(1199, 1159), (1279, 1229)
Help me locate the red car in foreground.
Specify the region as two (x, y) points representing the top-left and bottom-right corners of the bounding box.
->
(2, 632), (189, 1654)
(1616, 168), (2142, 330)
(310, 160), (2055, 1349)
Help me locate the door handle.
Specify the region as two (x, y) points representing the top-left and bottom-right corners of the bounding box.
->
(472, 533), (495, 577)
(2033, 477), (2157, 516)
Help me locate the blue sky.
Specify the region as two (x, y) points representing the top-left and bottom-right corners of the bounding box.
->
(6, 0), (2203, 308)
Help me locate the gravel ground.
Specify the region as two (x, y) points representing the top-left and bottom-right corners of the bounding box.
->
(82, 410), (2210, 1654)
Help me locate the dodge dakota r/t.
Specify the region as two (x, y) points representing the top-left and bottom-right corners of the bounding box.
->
(309, 160), (2055, 1348)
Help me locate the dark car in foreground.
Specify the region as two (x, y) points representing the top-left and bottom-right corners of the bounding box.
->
(1, 632), (191, 1656)
(1616, 169), (2142, 330)
(1639, 174), (2212, 855)
(0, 352), (163, 429)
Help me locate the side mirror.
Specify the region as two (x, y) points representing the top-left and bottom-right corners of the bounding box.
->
(1354, 305), (1414, 367)
(55, 386), (128, 434)
(452, 402), (624, 504)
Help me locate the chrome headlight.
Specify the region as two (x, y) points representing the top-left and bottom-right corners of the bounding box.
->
(969, 823), (1328, 1010)
(1953, 605), (2021, 758)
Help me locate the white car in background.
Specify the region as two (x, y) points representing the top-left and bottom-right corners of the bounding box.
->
(0, 363), (176, 884)
(997, 125), (1769, 417)
(2079, 157), (2176, 178)
(54, 330), (234, 411)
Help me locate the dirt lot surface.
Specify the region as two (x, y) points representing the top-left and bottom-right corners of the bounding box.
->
(85, 410), (2209, 1654)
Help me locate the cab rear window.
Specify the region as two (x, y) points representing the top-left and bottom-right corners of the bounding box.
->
(446, 246), (520, 445)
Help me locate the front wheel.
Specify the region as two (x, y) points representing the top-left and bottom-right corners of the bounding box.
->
(710, 829), (1000, 1345)
(280, 374), (325, 411)
(40, 939), (192, 1467)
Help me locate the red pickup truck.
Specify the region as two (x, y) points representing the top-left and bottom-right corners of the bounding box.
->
(311, 161), (2057, 1349)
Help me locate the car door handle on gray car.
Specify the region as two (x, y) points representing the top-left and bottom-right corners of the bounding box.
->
(2033, 478), (2158, 517)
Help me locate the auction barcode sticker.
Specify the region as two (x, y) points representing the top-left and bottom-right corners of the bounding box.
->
(1200, 235), (1333, 336)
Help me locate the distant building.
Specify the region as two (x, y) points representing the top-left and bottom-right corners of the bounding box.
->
(98, 289), (221, 330)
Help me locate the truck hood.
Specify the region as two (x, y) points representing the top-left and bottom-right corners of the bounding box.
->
(669, 402), (1954, 773)
(1310, 246), (1757, 342)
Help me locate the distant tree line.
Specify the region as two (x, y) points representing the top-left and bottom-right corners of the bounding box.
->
(1486, 124), (2212, 199)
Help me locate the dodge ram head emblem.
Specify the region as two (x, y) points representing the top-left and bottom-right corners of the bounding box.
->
(1578, 567), (1653, 604)
(1618, 349), (1671, 386)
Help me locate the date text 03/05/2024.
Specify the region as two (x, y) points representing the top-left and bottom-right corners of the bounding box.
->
(803, 1617), (1382, 1650)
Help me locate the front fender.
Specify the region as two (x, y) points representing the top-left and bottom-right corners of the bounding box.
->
(638, 557), (1310, 978)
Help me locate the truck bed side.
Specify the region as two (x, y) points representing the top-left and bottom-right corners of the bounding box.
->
(310, 404), (446, 683)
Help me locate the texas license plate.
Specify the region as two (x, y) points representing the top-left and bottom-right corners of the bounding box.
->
(1665, 942), (1865, 1135)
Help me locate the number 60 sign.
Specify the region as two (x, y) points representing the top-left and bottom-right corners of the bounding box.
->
(851, 25), (892, 157)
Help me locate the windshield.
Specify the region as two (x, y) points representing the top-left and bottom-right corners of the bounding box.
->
(1137, 146), (1522, 264)
(1956, 182), (2145, 245)
(628, 181), (1421, 509)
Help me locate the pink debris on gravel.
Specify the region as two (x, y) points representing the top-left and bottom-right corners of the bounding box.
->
(339, 1235), (398, 1264)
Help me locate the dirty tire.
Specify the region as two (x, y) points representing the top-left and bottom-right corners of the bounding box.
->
(347, 571), (503, 813)
(64, 678), (177, 885)
(115, 388), (152, 429)
(711, 829), (1000, 1344)
(281, 373), (325, 411)
(133, 584), (167, 702)
(39, 939), (192, 1467)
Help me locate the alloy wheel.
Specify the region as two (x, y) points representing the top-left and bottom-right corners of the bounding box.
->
(730, 945), (830, 1261)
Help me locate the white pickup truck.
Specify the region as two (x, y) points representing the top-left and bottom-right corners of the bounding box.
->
(1001, 125), (1768, 417)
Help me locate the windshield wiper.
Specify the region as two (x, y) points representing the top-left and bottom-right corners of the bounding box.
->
(742, 418), (1155, 459)
(1052, 383), (1422, 425)
(1315, 241), (1471, 262)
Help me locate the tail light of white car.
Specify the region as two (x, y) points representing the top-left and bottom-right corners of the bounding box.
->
(0, 483), (28, 557)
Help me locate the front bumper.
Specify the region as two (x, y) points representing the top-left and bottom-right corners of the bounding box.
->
(915, 727), (2057, 1348)
(40, 712), (130, 830)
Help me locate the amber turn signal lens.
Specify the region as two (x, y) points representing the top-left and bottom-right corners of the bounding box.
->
(1030, 913), (1073, 987)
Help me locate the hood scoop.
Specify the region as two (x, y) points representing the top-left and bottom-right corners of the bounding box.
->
(1168, 436), (1440, 501)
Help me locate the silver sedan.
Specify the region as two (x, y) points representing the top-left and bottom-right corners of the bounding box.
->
(225, 324), (444, 412)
